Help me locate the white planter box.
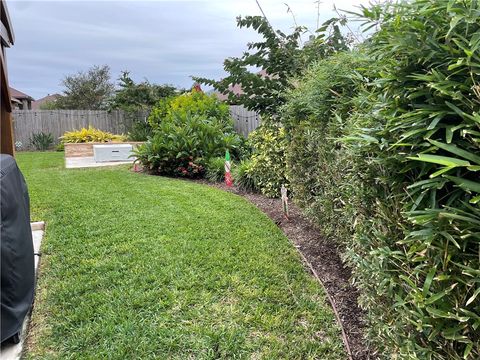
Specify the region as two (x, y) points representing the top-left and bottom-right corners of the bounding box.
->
(93, 144), (133, 162)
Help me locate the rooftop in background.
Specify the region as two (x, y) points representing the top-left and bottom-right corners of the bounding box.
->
(10, 87), (34, 110)
(31, 94), (61, 110)
(214, 83), (244, 102)
(10, 87), (34, 101)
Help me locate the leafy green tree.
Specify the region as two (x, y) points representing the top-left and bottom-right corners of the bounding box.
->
(109, 71), (178, 112)
(194, 16), (349, 116)
(55, 65), (115, 110)
(108, 72), (179, 141)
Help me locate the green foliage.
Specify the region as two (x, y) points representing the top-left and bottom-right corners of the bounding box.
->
(109, 71), (178, 112)
(127, 120), (153, 141)
(233, 159), (257, 192)
(247, 120), (288, 197)
(30, 132), (54, 151)
(134, 112), (241, 177)
(136, 89), (242, 178)
(108, 71), (177, 142)
(205, 157), (226, 183)
(282, 1), (480, 357)
(39, 100), (59, 110)
(55, 143), (65, 152)
(194, 16), (350, 116)
(60, 126), (126, 143)
(148, 90), (231, 129)
(344, 1), (480, 358)
(55, 65), (115, 110)
(282, 51), (370, 244)
(229, 135), (251, 162)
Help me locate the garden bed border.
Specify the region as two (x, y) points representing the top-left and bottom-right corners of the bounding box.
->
(64, 142), (144, 158)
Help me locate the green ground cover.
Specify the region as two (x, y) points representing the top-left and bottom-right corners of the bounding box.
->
(18, 152), (345, 359)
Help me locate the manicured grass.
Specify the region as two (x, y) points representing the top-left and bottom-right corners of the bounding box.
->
(18, 152), (345, 359)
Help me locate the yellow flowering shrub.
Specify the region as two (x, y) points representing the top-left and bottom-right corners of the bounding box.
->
(60, 126), (126, 143)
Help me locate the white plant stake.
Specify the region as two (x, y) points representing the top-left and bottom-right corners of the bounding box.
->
(281, 184), (289, 219)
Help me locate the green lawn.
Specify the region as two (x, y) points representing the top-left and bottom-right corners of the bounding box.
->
(18, 152), (345, 359)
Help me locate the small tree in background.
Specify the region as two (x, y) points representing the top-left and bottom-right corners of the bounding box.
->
(109, 71), (178, 112)
(109, 71), (180, 141)
(39, 100), (59, 110)
(55, 65), (114, 110)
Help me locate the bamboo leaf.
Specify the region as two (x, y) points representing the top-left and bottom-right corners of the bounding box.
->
(430, 166), (455, 178)
(466, 287), (480, 306)
(439, 212), (480, 226)
(444, 176), (480, 193)
(464, 342), (473, 359)
(429, 140), (480, 165)
(423, 267), (436, 296)
(426, 306), (450, 318)
(407, 154), (470, 167)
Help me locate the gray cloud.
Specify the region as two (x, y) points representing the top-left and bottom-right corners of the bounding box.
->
(7, 0), (370, 99)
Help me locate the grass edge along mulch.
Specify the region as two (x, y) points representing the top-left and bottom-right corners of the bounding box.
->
(204, 181), (372, 360)
(17, 152), (346, 360)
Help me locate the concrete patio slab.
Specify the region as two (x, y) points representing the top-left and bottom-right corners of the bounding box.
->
(1, 222), (45, 360)
(65, 156), (134, 169)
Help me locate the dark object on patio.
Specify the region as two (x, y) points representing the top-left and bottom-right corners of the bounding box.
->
(1, 154), (34, 344)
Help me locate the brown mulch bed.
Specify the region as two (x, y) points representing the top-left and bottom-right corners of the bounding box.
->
(200, 181), (373, 360)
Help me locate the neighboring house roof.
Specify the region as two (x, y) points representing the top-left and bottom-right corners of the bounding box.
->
(10, 87), (34, 101)
(31, 93), (61, 110)
(214, 83), (244, 102)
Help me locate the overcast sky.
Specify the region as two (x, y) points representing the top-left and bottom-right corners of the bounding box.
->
(7, 0), (371, 99)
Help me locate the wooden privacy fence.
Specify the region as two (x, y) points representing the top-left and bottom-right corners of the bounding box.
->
(12, 110), (138, 149)
(229, 105), (261, 137)
(13, 106), (260, 149)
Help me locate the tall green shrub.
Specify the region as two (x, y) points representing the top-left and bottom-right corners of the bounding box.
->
(135, 92), (242, 177)
(247, 119), (288, 197)
(343, 1), (480, 358)
(148, 90), (231, 130)
(282, 51), (370, 241)
(282, 1), (480, 357)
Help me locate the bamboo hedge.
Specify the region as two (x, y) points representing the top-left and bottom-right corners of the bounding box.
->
(282, 1), (480, 358)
